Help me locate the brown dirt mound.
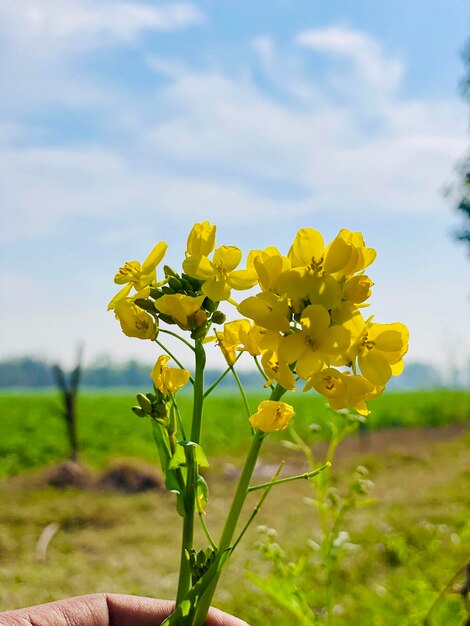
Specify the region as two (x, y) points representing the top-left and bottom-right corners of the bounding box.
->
(98, 460), (163, 493)
(42, 460), (92, 488)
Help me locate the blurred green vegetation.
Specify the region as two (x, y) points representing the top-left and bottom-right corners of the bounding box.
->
(0, 390), (469, 477)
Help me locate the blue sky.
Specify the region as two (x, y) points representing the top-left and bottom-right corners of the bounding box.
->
(1, 0), (469, 375)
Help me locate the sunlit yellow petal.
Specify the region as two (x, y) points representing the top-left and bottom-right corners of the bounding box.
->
(300, 304), (330, 337)
(296, 349), (323, 380)
(278, 332), (306, 364)
(107, 283), (133, 311)
(289, 228), (324, 267)
(202, 278), (231, 302)
(307, 276), (342, 310)
(323, 237), (352, 274)
(141, 242), (167, 275)
(227, 269), (258, 290)
(358, 351), (392, 385)
(183, 255), (215, 280)
(249, 400), (295, 433)
(213, 246), (242, 272)
(187, 221), (216, 257)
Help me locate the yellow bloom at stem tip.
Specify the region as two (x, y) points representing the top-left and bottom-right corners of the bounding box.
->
(183, 227), (257, 301)
(151, 355), (191, 396)
(249, 400), (295, 433)
(186, 221), (217, 257)
(155, 294), (207, 330)
(114, 300), (157, 340)
(108, 241), (167, 310)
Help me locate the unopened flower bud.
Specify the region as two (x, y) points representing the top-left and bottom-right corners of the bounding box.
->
(168, 277), (183, 292)
(136, 393), (153, 414)
(163, 265), (178, 278)
(131, 406), (147, 418)
(211, 311), (226, 324)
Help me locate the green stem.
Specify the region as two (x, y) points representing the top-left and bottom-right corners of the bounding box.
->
(203, 353), (242, 398)
(198, 510), (218, 551)
(159, 327), (196, 352)
(254, 355), (273, 388)
(155, 339), (195, 385)
(191, 384), (286, 626)
(176, 445), (197, 604)
(230, 365), (251, 418)
(248, 463), (330, 492)
(190, 339), (206, 444)
(231, 460), (285, 554)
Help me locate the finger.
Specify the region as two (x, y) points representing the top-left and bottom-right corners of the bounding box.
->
(0, 594), (249, 626)
(107, 595), (249, 626)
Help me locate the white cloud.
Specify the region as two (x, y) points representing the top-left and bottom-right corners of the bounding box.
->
(1, 1), (205, 46)
(296, 25), (404, 98)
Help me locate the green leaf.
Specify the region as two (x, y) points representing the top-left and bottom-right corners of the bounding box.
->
(169, 441), (209, 470)
(197, 475), (209, 511)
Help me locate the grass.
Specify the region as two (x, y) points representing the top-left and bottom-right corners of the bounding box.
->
(0, 429), (468, 624)
(0, 389), (469, 477)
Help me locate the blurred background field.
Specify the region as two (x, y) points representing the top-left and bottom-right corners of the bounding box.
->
(1, 389), (469, 477)
(0, 397), (468, 625)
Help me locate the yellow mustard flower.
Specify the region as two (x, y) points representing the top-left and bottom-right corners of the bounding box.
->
(343, 275), (374, 304)
(356, 322), (409, 386)
(249, 400), (295, 432)
(183, 245), (257, 302)
(114, 300), (157, 340)
(108, 241), (167, 310)
(151, 355), (191, 396)
(305, 367), (383, 416)
(336, 229), (376, 277)
(261, 349), (296, 391)
(251, 247), (291, 293)
(278, 304), (350, 380)
(238, 292), (291, 333)
(211, 319), (253, 365)
(186, 221), (217, 257)
(155, 294), (207, 330)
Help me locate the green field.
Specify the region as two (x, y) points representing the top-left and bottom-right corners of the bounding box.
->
(0, 389), (469, 476)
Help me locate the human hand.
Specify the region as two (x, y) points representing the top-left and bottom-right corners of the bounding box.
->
(0, 593), (249, 626)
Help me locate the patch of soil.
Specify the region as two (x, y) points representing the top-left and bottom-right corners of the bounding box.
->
(42, 460), (92, 488)
(98, 460), (163, 493)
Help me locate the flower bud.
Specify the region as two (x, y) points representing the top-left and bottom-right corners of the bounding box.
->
(163, 265), (178, 278)
(136, 393), (153, 414)
(211, 311), (226, 324)
(132, 406), (147, 418)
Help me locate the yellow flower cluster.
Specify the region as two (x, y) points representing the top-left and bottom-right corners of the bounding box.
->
(108, 221), (408, 425)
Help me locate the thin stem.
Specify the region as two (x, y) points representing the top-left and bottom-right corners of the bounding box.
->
(176, 445), (197, 604)
(191, 384), (286, 626)
(198, 510), (218, 551)
(170, 395), (186, 441)
(231, 461), (285, 554)
(159, 327), (196, 352)
(230, 365), (251, 418)
(155, 339), (195, 385)
(203, 352), (242, 398)
(254, 356), (273, 388)
(190, 339), (206, 444)
(248, 463), (330, 492)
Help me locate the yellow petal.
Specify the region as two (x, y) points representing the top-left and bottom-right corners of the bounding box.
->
(228, 268), (258, 290)
(289, 228), (324, 267)
(307, 276), (342, 310)
(278, 332), (306, 364)
(358, 351), (392, 385)
(296, 349), (323, 380)
(276, 267), (309, 299)
(213, 246), (242, 272)
(202, 278), (231, 301)
(321, 325), (350, 355)
(323, 237), (352, 274)
(300, 304), (330, 337)
(107, 283), (133, 311)
(249, 400), (295, 433)
(183, 254), (215, 280)
(187, 221), (216, 257)
(141, 241), (167, 274)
